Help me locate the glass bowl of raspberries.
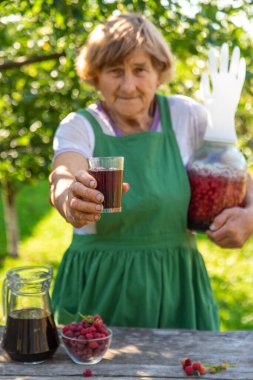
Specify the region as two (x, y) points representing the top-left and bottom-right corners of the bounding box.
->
(61, 314), (112, 365)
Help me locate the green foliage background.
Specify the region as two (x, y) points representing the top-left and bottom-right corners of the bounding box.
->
(1, 0), (253, 193)
(1, 0), (253, 329)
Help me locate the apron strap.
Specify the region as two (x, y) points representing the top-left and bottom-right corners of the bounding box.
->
(156, 94), (173, 136)
(77, 108), (104, 138)
(156, 94), (187, 173)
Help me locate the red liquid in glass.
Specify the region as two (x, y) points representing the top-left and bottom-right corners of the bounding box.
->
(88, 168), (123, 212)
(2, 308), (59, 363)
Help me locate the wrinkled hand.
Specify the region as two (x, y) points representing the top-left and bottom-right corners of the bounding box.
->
(206, 206), (253, 248)
(65, 170), (130, 228)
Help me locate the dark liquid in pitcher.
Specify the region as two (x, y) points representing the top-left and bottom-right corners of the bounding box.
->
(2, 308), (59, 363)
(88, 168), (123, 211)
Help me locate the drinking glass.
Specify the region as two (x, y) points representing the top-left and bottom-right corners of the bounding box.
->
(88, 156), (124, 213)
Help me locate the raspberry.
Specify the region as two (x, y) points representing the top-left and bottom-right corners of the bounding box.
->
(62, 325), (70, 334)
(69, 322), (78, 331)
(192, 362), (201, 371)
(83, 368), (93, 377)
(64, 330), (74, 338)
(89, 341), (99, 349)
(85, 333), (94, 340)
(184, 365), (194, 376)
(184, 358), (192, 367)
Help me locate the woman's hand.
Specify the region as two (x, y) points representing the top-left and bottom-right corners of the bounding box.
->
(207, 173), (253, 248)
(50, 152), (130, 228)
(206, 206), (253, 248)
(66, 170), (104, 227)
(66, 170), (130, 228)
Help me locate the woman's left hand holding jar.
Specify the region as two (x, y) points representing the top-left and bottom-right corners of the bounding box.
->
(207, 174), (253, 248)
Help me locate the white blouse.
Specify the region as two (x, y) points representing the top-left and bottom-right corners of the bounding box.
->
(53, 94), (208, 235)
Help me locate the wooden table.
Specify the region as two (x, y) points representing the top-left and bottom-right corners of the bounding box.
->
(0, 327), (252, 379)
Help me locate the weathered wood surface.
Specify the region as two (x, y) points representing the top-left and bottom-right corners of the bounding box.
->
(0, 327), (253, 379)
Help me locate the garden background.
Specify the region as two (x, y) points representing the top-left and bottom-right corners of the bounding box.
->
(0, 0), (253, 330)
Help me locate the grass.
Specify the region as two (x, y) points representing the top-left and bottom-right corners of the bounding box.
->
(1, 180), (253, 330)
(199, 233), (253, 330)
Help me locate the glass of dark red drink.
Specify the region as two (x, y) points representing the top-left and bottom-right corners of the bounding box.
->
(88, 156), (124, 213)
(2, 266), (59, 364)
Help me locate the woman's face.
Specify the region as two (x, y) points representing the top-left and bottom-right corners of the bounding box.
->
(96, 49), (160, 118)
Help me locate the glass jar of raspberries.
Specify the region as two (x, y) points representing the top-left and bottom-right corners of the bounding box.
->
(186, 140), (247, 231)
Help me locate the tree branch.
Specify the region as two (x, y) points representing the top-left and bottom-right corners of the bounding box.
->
(0, 52), (66, 71)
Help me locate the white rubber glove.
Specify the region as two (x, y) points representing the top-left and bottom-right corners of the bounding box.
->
(201, 43), (246, 143)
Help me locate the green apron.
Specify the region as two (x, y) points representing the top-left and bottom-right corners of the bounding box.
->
(52, 94), (219, 330)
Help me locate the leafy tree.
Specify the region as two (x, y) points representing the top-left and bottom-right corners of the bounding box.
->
(0, 0), (252, 256)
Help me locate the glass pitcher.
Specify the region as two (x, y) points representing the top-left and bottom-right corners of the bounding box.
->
(186, 140), (247, 231)
(1, 266), (59, 363)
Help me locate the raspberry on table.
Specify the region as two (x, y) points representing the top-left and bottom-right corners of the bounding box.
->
(184, 365), (194, 376)
(192, 362), (201, 371)
(83, 368), (93, 377)
(183, 358), (192, 367)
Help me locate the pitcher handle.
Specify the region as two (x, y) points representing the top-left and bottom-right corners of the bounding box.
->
(2, 277), (9, 322)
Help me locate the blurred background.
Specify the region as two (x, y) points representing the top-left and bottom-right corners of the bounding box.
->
(0, 0), (253, 329)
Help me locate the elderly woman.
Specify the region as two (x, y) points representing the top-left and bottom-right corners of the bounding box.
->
(49, 13), (253, 329)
